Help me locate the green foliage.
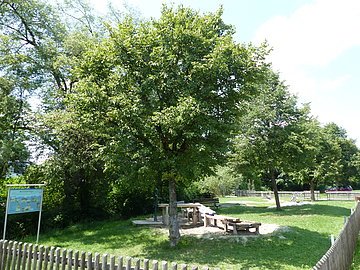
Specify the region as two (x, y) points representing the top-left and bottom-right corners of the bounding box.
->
(199, 166), (245, 196)
(71, 5), (268, 185)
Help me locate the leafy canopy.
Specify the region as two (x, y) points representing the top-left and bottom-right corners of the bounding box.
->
(70, 5), (269, 183)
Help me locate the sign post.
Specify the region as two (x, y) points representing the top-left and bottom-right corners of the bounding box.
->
(3, 184), (45, 243)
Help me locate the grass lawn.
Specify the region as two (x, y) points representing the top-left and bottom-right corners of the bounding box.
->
(25, 198), (355, 270)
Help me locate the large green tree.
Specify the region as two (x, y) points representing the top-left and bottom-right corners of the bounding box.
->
(68, 5), (268, 246)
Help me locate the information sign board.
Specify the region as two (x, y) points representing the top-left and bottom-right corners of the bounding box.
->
(7, 188), (43, 215)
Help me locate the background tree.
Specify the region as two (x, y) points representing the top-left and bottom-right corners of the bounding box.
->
(232, 71), (312, 210)
(68, 5), (269, 246)
(323, 123), (359, 187)
(291, 121), (342, 201)
(0, 78), (30, 179)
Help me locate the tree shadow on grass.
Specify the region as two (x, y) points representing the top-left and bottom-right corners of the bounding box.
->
(34, 203), (350, 269)
(140, 226), (330, 269)
(36, 219), (168, 255)
(37, 218), (332, 269)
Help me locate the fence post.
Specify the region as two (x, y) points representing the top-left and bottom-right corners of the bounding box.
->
(86, 252), (92, 270)
(26, 243), (32, 270)
(102, 254), (108, 270)
(153, 260), (158, 270)
(144, 259), (149, 270)
(330, 235), (335, 245)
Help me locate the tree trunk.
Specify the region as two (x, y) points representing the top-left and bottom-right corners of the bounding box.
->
(271, 171), (281, 210)
(310, 178), (316, 202)
(168, 179), (180, 247)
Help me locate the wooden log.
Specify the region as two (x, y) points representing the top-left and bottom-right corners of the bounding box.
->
(180, 264), (187, 270)
(162, 261), (168, 270)
(171, 262), (177, 270)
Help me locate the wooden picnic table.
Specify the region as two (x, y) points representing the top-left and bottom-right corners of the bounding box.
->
(158, 203), (202, 226)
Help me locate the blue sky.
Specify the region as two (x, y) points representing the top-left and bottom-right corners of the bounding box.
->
(91, 0), (360, 145)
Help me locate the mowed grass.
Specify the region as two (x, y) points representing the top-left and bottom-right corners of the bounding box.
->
(352, 238), (360, 269)
(25, 199), (355, 270)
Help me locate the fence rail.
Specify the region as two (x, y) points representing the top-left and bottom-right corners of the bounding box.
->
(0, 240), (219, 270)
(313, 202), (360, 270)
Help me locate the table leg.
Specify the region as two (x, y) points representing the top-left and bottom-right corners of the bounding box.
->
(162, 206), (169, 225)
(192, 207), (198, 224)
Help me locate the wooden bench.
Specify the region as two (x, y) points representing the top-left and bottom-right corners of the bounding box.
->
(228, 221), (261, 235)
(204, 214), (240, 230)
(204, 214), (261, 235)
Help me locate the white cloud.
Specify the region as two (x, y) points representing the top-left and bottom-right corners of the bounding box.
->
(253, 0), (360, 144)
(255, 0), (360, 69)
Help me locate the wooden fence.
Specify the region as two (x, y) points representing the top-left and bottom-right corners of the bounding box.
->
(324, 191), (360, 201)
(313, 202), (360, 270)
(0, 240), (219, 270)
(234, 190), (320, 200)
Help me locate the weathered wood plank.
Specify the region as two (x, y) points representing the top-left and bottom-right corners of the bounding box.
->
(43, 246), (50, 270)
(61, 249), (67, 270)
(109, 255), (115, 270)
(80, 252), (86, 270)
(38, 245), (45, 270)
(55, 248), (61, 270)
(20, 243), (28, 270)
(15, 242), (23, 270)
(94, 253), (100, 270)
(11, 241), (18, 270)
(67, 250), (73, 270)
(101, 254), (107, 270)
(49, 247), (56, 270)
(26, 243), (33, 270)
(86, 252), (92, 270)
(116, 256), (123, 270)
(74, 251), (79, 270)
(5, 240), (13, 270)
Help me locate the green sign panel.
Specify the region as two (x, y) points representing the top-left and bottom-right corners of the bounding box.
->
(8, 189), (43, 215)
